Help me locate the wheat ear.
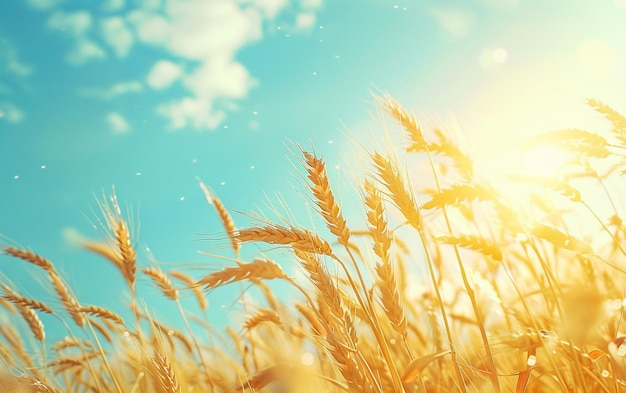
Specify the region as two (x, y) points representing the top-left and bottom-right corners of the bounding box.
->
(1, 285), (53, 314)
(196, 258), (287, 290)
(364, 181), (407, 338)
(372, 152), (421, 230)
(235, 225), (333, 255)
(198, 177), (240, 255)
(244, 308), (283, 330)
(143, 267), (178, 301)
(153, 350), (182, 393)
(4, 247), (54, 271)
(48, 272), (85, 327)
(302, 149), (351, 246)
(376, 93), (427, 153)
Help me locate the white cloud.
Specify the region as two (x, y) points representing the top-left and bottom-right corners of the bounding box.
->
(183, 57), (255, 99)
(101, 17), (133, 57)
(428, 7), (473, 40)
(295, 12), (316, 31)
(7, 55), (33, 77)
(0, 102), (25, 124)
(124, 0), (321, 130)
(157, 97), (225, 130)
(147, 60), (182, 89)
(126, 0), (266, 129)
(128, 11), (170, 45)
(166, 1), (262, 60)
(67, 40), (106, 64)
(48, 11), (106, 64)
(31, 0), (324, 130)
(26, 0), (63, 11)
(79, 81), (143, 99)
(103, 0), (125, 12)
(106, 112), (130, 134)
(129, 1), (263, 59)
(247, 0), (288, 19)
(48, 10), (92, 35)
(0, 40), (33, 77)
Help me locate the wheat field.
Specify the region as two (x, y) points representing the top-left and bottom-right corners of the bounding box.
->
(2, 95), (626, 392)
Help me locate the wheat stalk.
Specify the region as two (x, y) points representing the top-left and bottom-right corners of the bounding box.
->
(235, 225), (333, 255)
(437, 234), (503, 262)
(422, 183), (495, 210)
(17, 304), (45, 342)
(295, 303), (327, 337)
(4, 247), (54, 271)
(376, 93), (427, 153)
(364, 181), (407, 338)
(198, 177), (240, 255)
(244, 308), (282, 330)
(143, 267), (178, 301)
(587, 98), (626, 145)
(153, 350), (182, 393)
(1, 285), (53, 314)
(302, 149), (351, 246)
(49, 272), (85, 327)
(79, 305), (125, 325)
(196, 258), (287, 290)
(169, 270), (208, 310)
(372, 152), (421, 230)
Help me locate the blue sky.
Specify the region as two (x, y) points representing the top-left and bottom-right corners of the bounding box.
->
(1, 0), (625, 339)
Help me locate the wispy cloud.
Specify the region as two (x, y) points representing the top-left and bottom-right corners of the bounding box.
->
(48, 10), (106, 64)
(101, 17), (133, 58)
(428, 6), (474, 41)
(102, 0), (125, 12)
(295, 12), (316, 31)
(248, 0), (289, 19)
(78, 81), (143, 99)
(106, 112), (130, 134)
(0, 40), (32, 123)
(0, 102), (26, 124)
(157, 97), (225, 130)
(25, 0), (64, 11)
(147, 60), (182, 90)
(0, 39), (33, 77)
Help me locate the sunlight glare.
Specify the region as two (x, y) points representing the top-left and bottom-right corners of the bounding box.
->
(492, 47), (508, 63)
(479, 47), (508, 70)
(475, 141), (569, 208)
(577, 39), (616, 77)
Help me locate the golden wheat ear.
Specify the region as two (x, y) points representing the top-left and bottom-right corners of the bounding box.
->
(197, 176), (240, 256)
(196, 258), (287, 290)
(587, 98), (626, 145)
(363, 181), (407, 338)
(152, 349), (182, 393)
(95, 190), (138, 293)
(143, 267), (179, 301)
(301, 148), (351, 247)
